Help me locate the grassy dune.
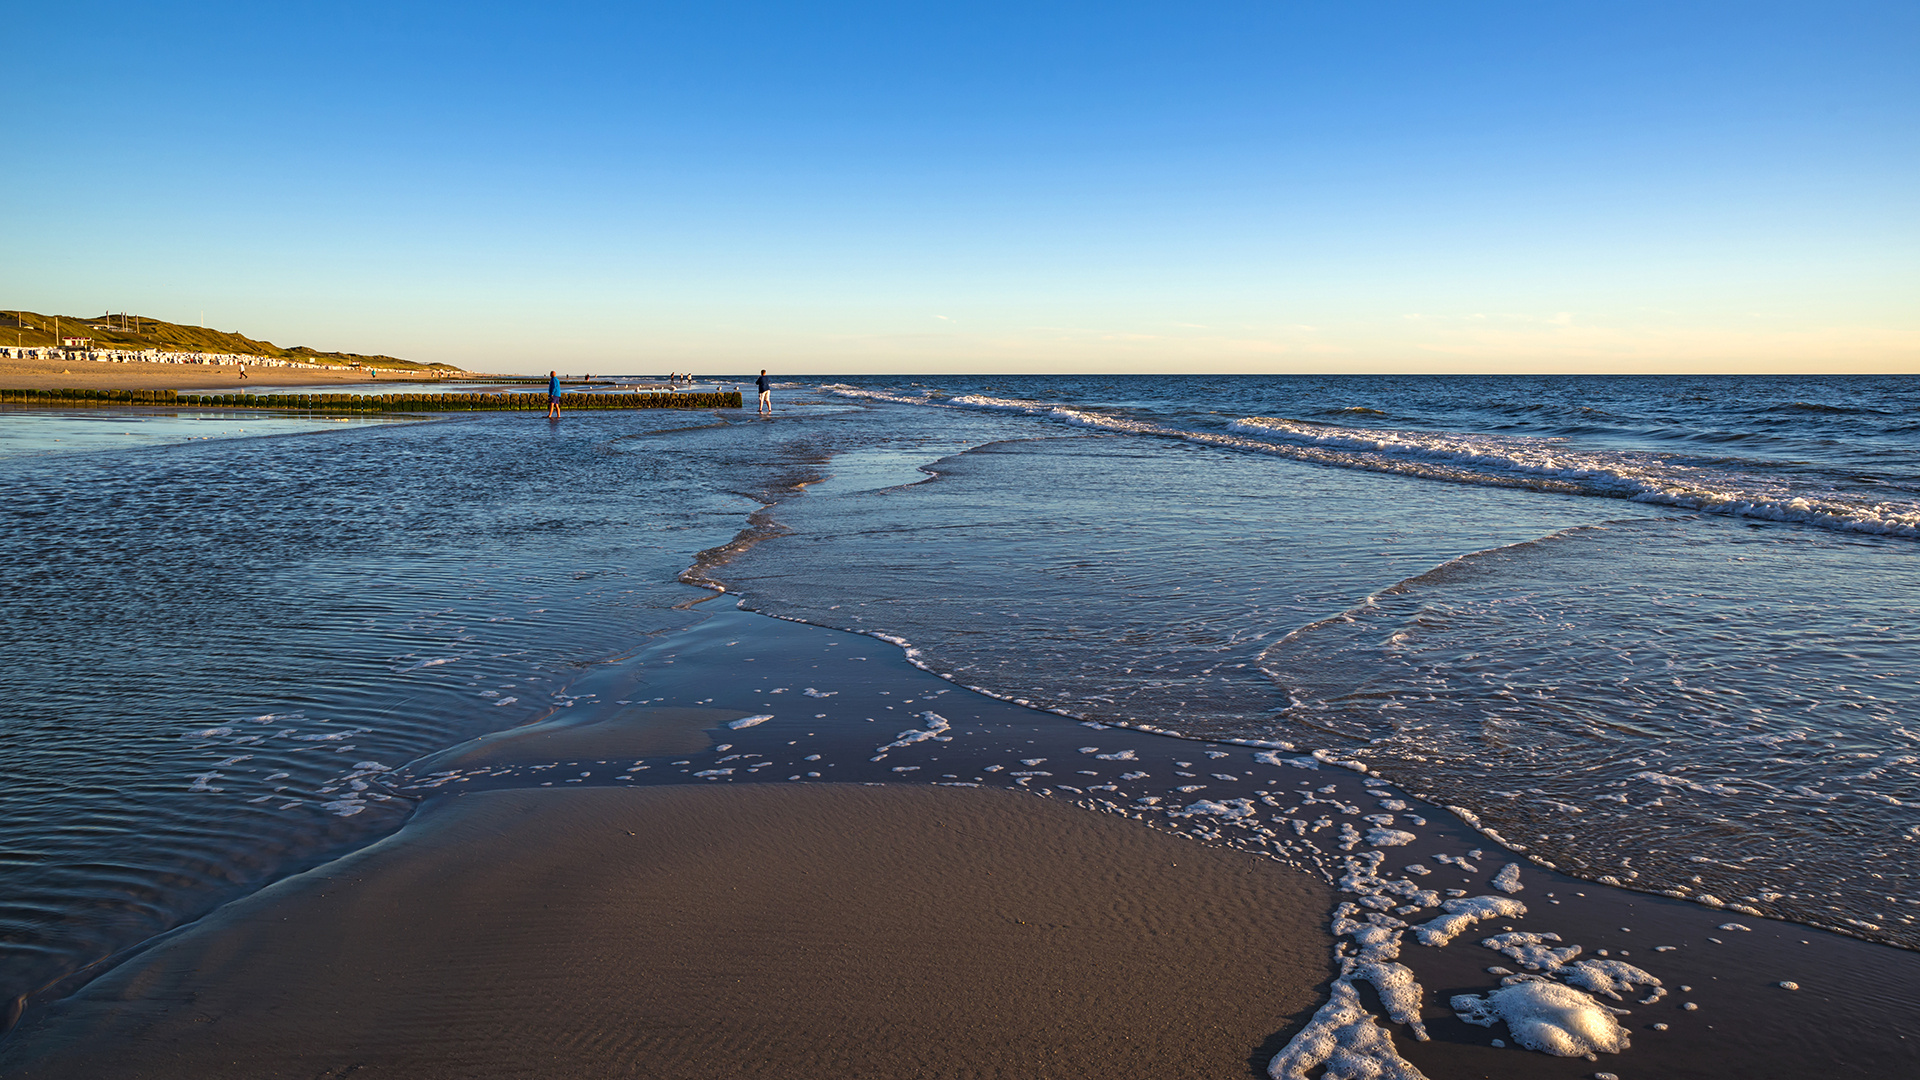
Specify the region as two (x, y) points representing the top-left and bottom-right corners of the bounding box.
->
(1, 310), (454, 372)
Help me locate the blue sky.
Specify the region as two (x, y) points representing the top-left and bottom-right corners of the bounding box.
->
(6, 1), (1915, 373)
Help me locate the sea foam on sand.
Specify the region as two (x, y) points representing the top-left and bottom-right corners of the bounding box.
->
(1451, 979), (1631, 1057)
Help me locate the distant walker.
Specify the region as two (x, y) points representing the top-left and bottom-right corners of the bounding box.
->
(756, 369), (772, 416)
(547, 370), (562, 419)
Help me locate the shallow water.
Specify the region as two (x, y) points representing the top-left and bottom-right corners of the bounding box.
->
(0, 405), (856, 1005)
(1, 373), (1915, 1022)
(721, 375), (1920, 948)
(0, 407), (399, 460)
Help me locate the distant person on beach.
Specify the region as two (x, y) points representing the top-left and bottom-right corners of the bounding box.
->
(237, 364), (246, 379)
(548, 370), (562, 418)
(757, 369), (772, 415)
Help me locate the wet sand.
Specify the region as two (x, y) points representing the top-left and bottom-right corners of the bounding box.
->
(0, 783), (1336, 1080)
(4, 602), (1914, 1080)
(0, 355), (467, 391)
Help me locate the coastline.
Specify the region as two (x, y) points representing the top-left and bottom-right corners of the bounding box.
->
(7, 603), (1915, 1079)
(0, 355), (468, 391)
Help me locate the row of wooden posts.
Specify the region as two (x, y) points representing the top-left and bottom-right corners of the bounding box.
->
(0, 388), (743, 411)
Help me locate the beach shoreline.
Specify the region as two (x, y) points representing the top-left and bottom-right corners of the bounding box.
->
(3, 375), (1916, 1079)
(0, 355), (473, 391)
(7, 603), (1914, 1080)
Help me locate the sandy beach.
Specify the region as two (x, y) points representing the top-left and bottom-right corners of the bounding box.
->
(0, 355), (465, 391)
(0, 783), (1334, 1079)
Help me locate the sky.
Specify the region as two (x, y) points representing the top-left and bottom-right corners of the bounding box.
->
(5, 1), (1915, 374)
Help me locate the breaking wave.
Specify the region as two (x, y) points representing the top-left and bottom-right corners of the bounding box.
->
(822, 387), (1920, 539)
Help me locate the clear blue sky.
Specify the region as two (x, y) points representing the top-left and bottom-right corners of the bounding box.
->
(6, 1), (1915, 373)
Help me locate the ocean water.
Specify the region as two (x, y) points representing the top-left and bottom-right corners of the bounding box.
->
(1, 374), (1915, 1022)
(722, 374), (1920, 949)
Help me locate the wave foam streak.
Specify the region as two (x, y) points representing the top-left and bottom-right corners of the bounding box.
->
(1229, 416), (1920, 538)
(827, 386), (1920, 540)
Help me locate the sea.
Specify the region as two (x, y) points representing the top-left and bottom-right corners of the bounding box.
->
(2, 373), (1916, 1021)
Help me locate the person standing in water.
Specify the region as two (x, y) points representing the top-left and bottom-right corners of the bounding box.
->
(756, 369), (772, 416)
(547, 370), (562, 418)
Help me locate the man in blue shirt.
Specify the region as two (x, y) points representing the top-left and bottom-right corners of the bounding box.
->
(757, 369), (772, 416)
(548, 371), (562, 418)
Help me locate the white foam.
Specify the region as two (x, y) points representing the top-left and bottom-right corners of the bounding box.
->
(1367, 828), (1417, 847)
(1491, 863), (1524, 893)
(1451, 979), (1630, 1057)
(1169, 797), (1258, 821)
(1480, 932), (1580, 972)
(728, 714), (775, 729)
(1414, 896), (1527, 947)
(876, 711), (952, 751)
(1632, 770), (1739, 797)
(1563, 959), (1663, 1003)
(1351, 960), (1428, 1041)
(1229, 415), (1920, 539)
(822, 386), (936, 406)
(1346, 923), (1404, 962)
(1267, 978), (1430, 1080)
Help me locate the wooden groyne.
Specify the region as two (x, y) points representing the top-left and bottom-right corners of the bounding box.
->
(0, 388), (743, 411)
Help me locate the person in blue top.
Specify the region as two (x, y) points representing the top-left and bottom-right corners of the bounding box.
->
(756, 369), (772, 416)
(547, 371), (562, 418)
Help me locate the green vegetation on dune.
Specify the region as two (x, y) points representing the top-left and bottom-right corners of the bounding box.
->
(1, 309), (457, 371)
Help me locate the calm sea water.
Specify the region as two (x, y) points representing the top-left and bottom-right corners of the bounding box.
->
(1, 374), (1915, 1016)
